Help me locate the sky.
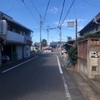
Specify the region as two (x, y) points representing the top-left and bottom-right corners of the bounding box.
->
(0, 0), (100, 44)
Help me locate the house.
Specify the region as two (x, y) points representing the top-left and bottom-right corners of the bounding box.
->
(0, 11), (33, 65)
(79, 12), (100, 36)
(34, 42), (41, 50)
(78, 12), (100, 78)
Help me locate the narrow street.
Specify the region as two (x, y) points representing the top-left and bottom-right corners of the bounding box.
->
(0, 52), (86, 100)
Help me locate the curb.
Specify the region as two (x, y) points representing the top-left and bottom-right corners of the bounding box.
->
(66, 68), (89, 100)
(58, 54), (89, 100)
(87, 78), (100, 95)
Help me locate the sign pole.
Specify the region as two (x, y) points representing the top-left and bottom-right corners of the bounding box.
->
(75, 19), (78, 42)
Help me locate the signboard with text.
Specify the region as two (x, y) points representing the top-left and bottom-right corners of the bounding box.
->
(67, 21), (75, 27)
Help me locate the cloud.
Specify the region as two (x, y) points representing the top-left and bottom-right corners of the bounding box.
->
(49, 7), (59, 14)
(53, 18), (86, 26)
(78, 18), (86, 22)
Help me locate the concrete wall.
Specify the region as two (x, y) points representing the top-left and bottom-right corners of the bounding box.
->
(78, 38), (100, 79)
(87, 46), (100, 78)
(78, 59), (88, 77)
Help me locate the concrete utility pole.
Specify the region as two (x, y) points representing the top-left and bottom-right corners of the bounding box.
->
(40, 15), (42, 50)
(47, 26), (50, 45)
(46, 27), (59, 46)
(59, 26), (62, 49)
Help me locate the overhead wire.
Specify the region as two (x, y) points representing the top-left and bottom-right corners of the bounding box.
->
(30, 0), (51, 31)
(6, 0), (18, 13)
(61, 0), (74, 26)
(21, 0), (39, 25)
(82, 0), (100, 7)
(58, 0), (66, 27)
(50, 30), (59, 38)
(42, 0), (51, 25)
(50, 0), (66, 41)
(30, 0), (41, 16)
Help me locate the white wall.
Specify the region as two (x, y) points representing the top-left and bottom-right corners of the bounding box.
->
(24, 45), (31, 58)
(7, 30), (24, 43)
(16, 46), (22, 60)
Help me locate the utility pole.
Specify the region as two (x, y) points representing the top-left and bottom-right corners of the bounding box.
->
(40, 15), (42, 50)
(75, 19), (78, 43)
(59, 25), (62, 49)
(47, 26), (50, 45)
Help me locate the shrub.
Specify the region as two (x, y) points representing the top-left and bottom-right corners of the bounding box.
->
(77, 33), (100, 41)
(67, 45), (77, 66)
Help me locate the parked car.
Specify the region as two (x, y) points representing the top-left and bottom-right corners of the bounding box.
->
(2, 55), (10, 63)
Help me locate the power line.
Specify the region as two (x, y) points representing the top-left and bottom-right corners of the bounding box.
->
(58, 0), (66, 27)
(6, 0), (18, 13)
(51, 30), (59, 38)
(61, 0), (74, 26)
(43, 0), (51, 24)
(30, 0), (41, 16)
(21, 0), (39, 25)
(83, 0), (100, 7)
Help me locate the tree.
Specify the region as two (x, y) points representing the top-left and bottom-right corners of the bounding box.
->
(67, 36), (72, 41)
(41, 39), (47, 47)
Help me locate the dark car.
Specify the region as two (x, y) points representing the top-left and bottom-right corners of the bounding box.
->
(2, 55), (10, 63)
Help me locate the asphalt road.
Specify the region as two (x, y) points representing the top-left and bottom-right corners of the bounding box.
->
(0, 52), (86, 100)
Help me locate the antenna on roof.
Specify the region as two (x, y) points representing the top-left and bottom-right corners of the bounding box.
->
(93, 17), (100, 24)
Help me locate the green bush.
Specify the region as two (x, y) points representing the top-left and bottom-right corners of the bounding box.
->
(77, 33), (100, 41)
(67, 33), (100, 66)
(68, 45), (77, 66)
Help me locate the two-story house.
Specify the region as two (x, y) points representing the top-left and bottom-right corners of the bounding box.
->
(0, 11), (33, 65)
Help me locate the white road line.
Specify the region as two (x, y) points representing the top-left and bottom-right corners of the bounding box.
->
(62, 75), (72, 100)
(2, 56), (38, 73)
(56, 55), (72, 100)
(56, 55), (63, 74)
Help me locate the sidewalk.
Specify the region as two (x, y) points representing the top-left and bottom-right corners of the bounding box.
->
(59, 53), (100, 100)
(67, 69), (100, 100)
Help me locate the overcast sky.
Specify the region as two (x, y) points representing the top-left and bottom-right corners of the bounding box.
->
(0, 0), (100, 44)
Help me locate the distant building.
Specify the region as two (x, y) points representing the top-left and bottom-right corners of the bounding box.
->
(50, 42), (58, 48)
(33, 42), (41, 50)
(0, 11), (33, 65)
(50, 41), (66, 51)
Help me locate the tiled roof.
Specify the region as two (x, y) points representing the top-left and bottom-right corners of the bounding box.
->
(0, 11), (33, 32)
(79, 12), (100, 36)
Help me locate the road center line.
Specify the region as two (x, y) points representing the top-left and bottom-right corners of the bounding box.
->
(2, 56), (38, 73)
(56, 55), (72, 100)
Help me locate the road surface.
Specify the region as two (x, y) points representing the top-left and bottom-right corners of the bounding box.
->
(0, 52), (86, 100)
